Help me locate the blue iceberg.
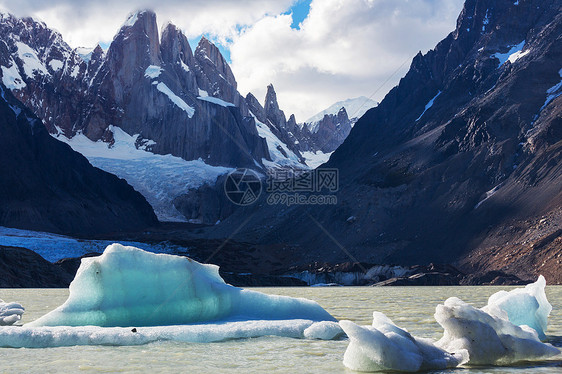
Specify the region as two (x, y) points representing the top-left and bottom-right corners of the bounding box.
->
(27, 244), (335, 327)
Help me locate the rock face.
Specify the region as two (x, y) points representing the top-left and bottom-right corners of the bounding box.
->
(203, 0), (562, 282)
(0, 83), (157, 235)
(0, 10), (269, 168)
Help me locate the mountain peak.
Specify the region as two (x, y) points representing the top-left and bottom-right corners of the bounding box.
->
(194, 36), (237, 89)
(122, 10), (156, 29)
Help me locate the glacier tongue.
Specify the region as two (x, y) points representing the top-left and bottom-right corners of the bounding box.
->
(27, 244), (335, 328)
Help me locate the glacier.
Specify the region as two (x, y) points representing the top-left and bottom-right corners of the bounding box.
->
(0, 300), (25, 326)
(27, 244), (335, 327)
(55, 126), (232, 222)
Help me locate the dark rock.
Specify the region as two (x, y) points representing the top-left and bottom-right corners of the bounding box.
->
(0, 84), (158, 235)
(460, 271), (528, 286)
(0, 246), (73, 287)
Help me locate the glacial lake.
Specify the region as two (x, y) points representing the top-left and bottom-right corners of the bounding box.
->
(1, 286), (562, 373)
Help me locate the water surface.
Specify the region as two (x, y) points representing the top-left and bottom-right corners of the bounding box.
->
(1, 286), (561, 373)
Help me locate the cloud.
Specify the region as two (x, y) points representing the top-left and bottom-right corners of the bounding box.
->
(229, 0), (465, 121)
(0, 0), (295, 47)
(0, 0), (465, 121)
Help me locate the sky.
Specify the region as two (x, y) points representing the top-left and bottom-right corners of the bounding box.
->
(0, 0), (465, 121)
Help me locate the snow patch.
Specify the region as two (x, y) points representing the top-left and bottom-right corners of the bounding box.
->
(155, 82), (195, 117)
(301, 150), (333, 169)
(474, 183), (502, 209)
(254, 118), (304, 168)
(48, 59), (63, 71)
(180, 60), (190, 72)
(122, 12), (139, 28)
(197, 95), (235, 107)
(1, 63), (26, 90)
(75, 47), (94, 63)
(416, 91), (441, 121)
(492, 41), (528, 67)
(70, 65), (80, 78)
(15, 41), (49, 78)
(539, 68), (562, 112)
(144, 65), (162, 79)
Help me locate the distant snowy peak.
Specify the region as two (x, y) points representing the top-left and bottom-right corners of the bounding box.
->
(305, 96), (378, 126)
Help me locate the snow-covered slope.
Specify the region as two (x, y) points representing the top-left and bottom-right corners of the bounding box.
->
(305, 96), (378, 127)
(55, 126), (232, 222)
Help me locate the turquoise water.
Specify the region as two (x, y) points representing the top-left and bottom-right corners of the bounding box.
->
(1, 286), (561, 373)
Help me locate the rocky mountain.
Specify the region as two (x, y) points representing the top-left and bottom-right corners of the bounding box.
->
(246, 86), (377, 168)
(202, 0), (562, 283)
(0, 10), (305, 222)
(0, 83), (157, 235)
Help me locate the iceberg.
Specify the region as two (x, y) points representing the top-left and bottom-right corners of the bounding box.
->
(435, 297), (559, 365)
(340, 277), (560, 372)
(483, 275), (551, 339)
(340, 312), (465, 372)
(0, 319), (338, 348)
(0, 300), (24, 326)
(27, 244), (335, 327)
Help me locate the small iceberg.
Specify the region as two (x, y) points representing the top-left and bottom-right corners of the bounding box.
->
(0, 300), (24, 326)
(340, 312), (465, 372)
(436, 297), (559, 366)
(340, 276), (560, 372)
(483, 274), (551, 339)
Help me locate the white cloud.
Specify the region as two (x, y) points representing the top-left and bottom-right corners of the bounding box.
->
(0, 0), (295, 47)
(0, 0), (465, 121)
(229, 0), (465, 121)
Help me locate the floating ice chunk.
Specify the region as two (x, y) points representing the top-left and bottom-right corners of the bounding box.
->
(435, 297), (560, 366)
(304, 321), (344, 340)
(340, 312), (465, 372)
(483, 275), (551, 339)
(0, 319), (333, 348)
(0, 299), (25, 326)
(27, 244), (335, 327)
